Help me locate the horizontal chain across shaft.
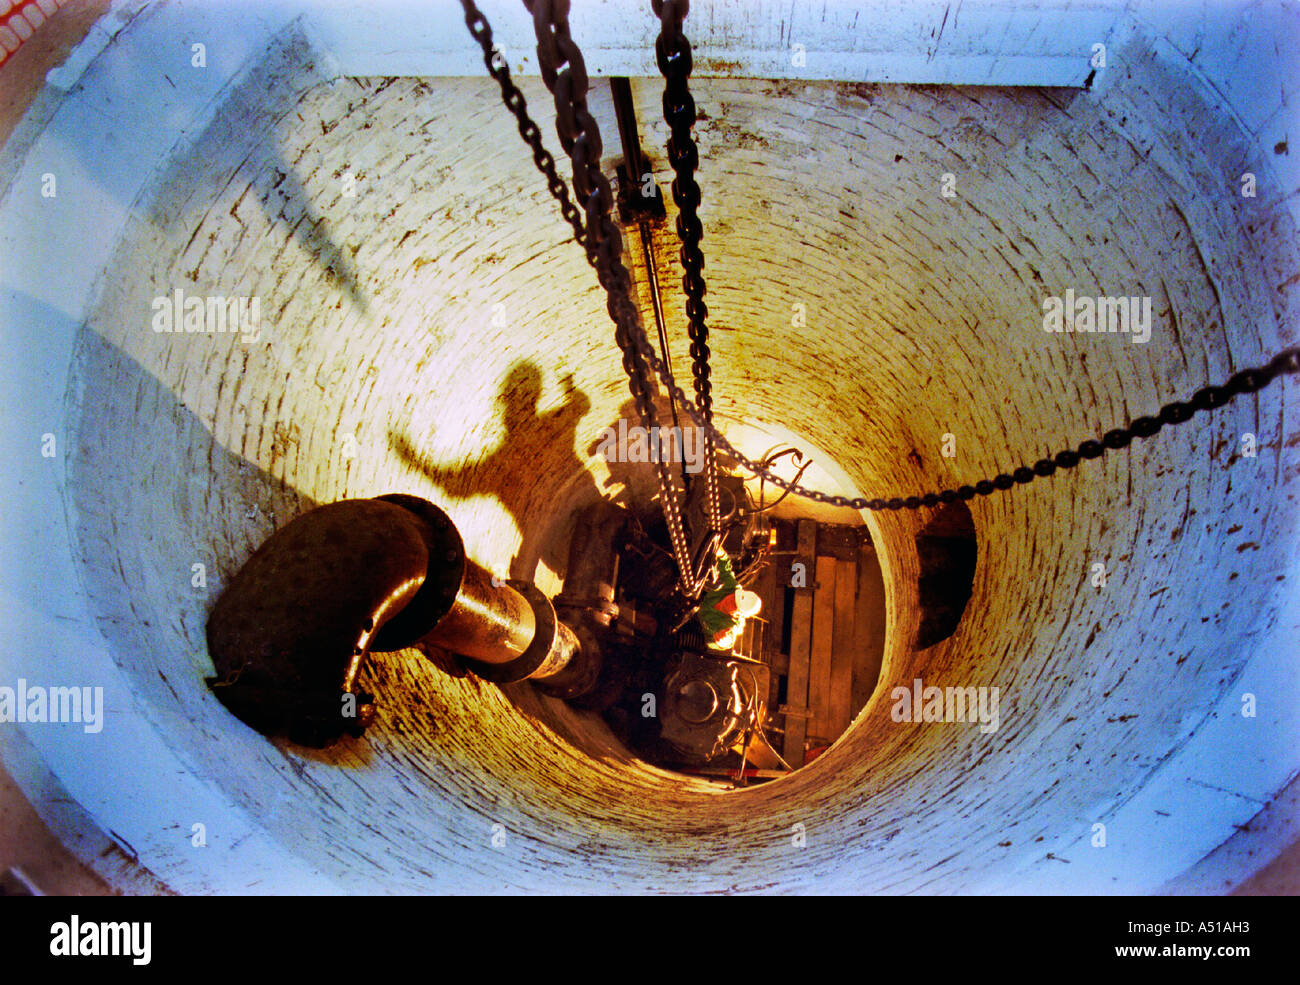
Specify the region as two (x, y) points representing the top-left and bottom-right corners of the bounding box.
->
(645, 345), (1300, 511)
(465, 2), (1300, 515)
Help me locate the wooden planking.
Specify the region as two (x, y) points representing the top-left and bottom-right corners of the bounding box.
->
(753, 552), (779, 664)
(782, 519), (817, 768)
(851, 542), (888, 714)
(779, 522), (888, 760)
(765, 519), (790, 669)
(814, 523), (860, 560)
(829, 557), (858, 737)
(807, 555), (838, 745)
(767, 555), (788, 669)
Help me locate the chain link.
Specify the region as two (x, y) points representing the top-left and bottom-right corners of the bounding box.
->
(652, 0), (722, 536)
(469, 2), (1300, 520)
(636, 345), (1300, 511)
(461, 0), (591, 261)
(521, 0), (707, 597)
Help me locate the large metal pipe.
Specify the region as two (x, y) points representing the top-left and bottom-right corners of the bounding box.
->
(422, 562), (535, 664)
(354, 495), (584, 687)
(206, 495), (591, 745)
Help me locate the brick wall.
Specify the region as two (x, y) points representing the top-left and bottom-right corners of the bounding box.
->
(4, 2), (1299, 893)
(0, 1), (65, 69)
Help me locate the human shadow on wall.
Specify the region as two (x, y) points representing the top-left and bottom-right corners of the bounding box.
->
(586, 394), (698, 515)
(388, 360), (599, 582)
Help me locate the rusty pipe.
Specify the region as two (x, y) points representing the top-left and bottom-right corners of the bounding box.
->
(451, 578), (583, 685)
(363, 495), (582, 686)
(206, 494), (589, 746)
(422, 562), (535, 664)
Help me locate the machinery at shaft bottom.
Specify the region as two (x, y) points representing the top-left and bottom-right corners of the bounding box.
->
(562, 475), (777, 772)
(204, 474), (780, 777)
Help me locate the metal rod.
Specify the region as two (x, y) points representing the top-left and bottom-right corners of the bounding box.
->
(610, 76), (645, 181)
(611, 75), (689, 494)
(639, 218), (684, 454)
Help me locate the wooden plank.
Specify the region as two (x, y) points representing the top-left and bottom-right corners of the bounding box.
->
(814, 523), (861, 560)
(807, 555), (837, 746)
(767, 553), (787, 665)
(753, 554), (779, 664)
(851, 542), (888, 714)
(768, 649), (790, 676)
(782, 519), (817, 768)
(829, 557), (858, 738)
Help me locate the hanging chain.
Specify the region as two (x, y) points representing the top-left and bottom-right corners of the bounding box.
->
(519, 0), (708, 597)
(651, 0), (721, 535)
(460, 0), (591, 260)
(466, 3), (1300, 516)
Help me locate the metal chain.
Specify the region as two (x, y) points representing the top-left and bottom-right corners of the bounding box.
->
(521, 0), (707, 597)
(651, 0), (722, 534)
(637, 344), (1300, 511)
(469, 3), (1300, 521)
(461, 0), (591, 262)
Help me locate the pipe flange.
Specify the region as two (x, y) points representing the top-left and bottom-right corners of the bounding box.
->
(458, 580), (557, 684)
(533, 620), (603, 700)
(370, 494), (466, 651)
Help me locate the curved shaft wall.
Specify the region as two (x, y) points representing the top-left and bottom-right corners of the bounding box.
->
(2, 0), (1298, 894)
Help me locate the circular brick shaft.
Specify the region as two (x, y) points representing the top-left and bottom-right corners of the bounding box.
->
(58, 45), (1300, 892)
